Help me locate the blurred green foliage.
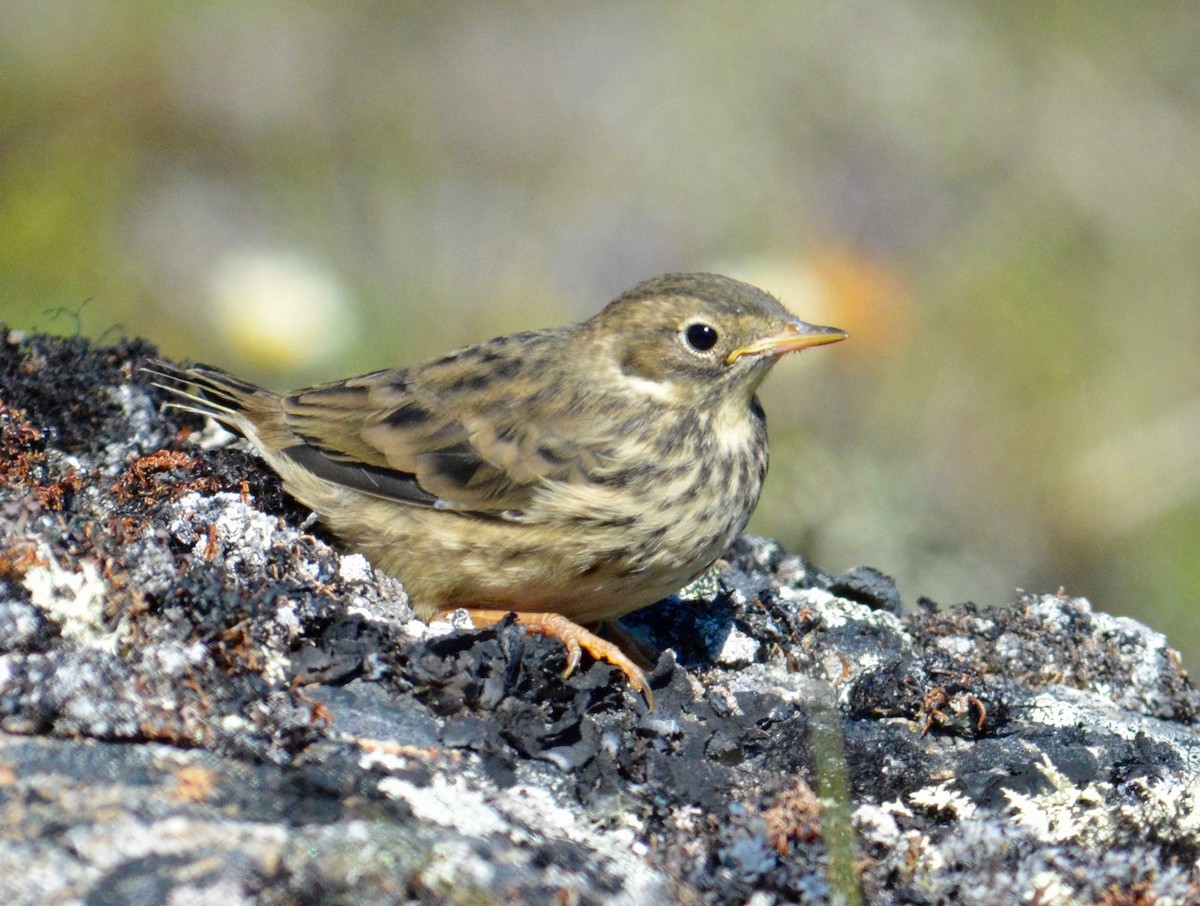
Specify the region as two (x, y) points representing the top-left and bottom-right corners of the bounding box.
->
(3, 2), (1198, 669)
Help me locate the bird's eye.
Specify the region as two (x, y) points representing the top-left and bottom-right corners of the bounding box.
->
(684, 323), (719, 352)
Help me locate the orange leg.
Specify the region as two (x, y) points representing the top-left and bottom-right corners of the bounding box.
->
(440, 608), (654, 708)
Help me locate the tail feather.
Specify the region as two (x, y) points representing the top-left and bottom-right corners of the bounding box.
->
(142, 360), (277, 438)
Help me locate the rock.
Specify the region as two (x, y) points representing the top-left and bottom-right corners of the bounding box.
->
(1, 328), (1198, 904)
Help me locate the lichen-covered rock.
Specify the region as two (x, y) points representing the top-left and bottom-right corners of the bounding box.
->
(2, 328), (1198, 904)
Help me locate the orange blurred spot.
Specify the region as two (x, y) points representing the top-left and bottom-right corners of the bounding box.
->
(807, 248), (908, 361)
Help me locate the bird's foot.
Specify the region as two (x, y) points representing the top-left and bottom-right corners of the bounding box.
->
(449, 608), (653, 709)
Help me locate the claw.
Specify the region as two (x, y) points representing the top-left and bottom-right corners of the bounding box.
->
(561, 635), (583, 679)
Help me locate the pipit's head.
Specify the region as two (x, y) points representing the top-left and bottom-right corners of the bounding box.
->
(585, 272), (848, 408)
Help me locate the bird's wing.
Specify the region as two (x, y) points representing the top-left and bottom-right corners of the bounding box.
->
(278, 337), (602, 516)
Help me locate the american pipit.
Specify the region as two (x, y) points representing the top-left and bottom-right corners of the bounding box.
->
(149, 273), (847, 706)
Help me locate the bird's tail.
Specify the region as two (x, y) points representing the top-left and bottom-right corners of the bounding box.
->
(142, 360), (285, 445)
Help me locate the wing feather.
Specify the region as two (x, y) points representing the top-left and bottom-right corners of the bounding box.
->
(276, 331), (601, 515)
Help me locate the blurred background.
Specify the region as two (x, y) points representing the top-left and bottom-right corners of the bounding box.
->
(3, 2), (1198, 670)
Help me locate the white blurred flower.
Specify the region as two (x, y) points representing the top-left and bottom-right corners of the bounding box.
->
(211, 251), (355, 369)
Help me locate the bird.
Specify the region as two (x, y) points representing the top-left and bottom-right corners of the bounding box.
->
(147, 273), (847, 706)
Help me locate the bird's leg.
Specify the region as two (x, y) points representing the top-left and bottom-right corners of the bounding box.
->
(443, 607), (653, 708)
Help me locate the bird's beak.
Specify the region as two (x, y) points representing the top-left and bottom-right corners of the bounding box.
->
(725, 320), (849, 365)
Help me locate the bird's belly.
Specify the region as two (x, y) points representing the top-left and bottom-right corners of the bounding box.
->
(301, 451), (761, 624)
(324, 500), (737, 624)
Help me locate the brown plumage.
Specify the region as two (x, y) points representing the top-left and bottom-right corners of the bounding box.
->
(148, 273), (847, 705)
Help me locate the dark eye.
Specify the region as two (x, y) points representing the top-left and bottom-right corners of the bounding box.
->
(684, 323), (719, 352)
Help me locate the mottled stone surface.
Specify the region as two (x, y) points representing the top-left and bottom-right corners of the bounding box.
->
(2, 328), (1198, 904)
